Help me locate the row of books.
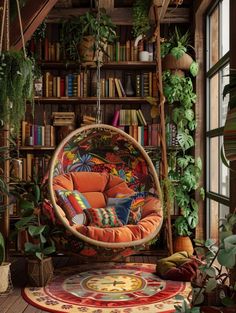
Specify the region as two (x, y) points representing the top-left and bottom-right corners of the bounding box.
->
(10, 154), (51, 181)
(117, 124), (161, 147)
(21, 121), (56, 147)
(112, 109), (147, 127)
(37, 70), (157, 98)
(166, 122), (178, 147)
(28, 24), (156, 62)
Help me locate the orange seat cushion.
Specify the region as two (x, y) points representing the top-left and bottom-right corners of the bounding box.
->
(53, 172), (162, 243)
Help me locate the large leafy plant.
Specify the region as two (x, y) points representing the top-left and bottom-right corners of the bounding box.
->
(163, 70), (204, 237)
(13, 176), (56, 260)
(132, 0), (152, 38)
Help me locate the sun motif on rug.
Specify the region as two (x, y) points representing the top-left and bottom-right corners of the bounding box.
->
(22, 263), (190, 313)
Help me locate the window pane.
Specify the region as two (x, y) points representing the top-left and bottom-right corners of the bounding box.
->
(209, 6), (219, 67)
(220, 64), (229, 127)
(209, 137), (219, 193)
(208, 199), (219, 240)
(219, 136), (230, 197)
(219, 203), (229, 221)
(209, 73), (219, 130)
(221, 0), (229, 56)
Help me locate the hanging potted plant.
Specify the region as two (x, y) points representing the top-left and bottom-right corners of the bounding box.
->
(0, 50), (35, 134)
(61, 8), (116, 63)
(161, 27), (199, 76)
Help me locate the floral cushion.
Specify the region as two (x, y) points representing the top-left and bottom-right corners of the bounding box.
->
(56, 190), (91, 223)
(83, 207), (123, 228)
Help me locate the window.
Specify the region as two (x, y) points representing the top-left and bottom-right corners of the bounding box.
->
(206, 0), (230, 241)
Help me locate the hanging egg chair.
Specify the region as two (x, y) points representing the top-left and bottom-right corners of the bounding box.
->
(48, 124), (163, 260)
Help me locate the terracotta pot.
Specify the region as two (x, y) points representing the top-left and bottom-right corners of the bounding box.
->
(162, 52), (193, 71)
(27, 257), (54, 287)
(173, 236), (194, 255)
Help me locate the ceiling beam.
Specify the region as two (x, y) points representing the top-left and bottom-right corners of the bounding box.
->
(10, 0), (58, 50)
(47, 7), (190, 24)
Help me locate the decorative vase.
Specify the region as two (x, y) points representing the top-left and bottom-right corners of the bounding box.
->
(124, 73), (135, 96)
(27, 257), (54, 287)
(173, 236), (194, 255)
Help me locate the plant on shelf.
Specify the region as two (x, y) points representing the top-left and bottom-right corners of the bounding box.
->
(61, 8), (116, 63)
(162, 69), (204, 253)
(132, 0), (153, 39)
(0, 50), (35, 134)
(13, 174), (56, 286)
(161, 27), (199, 76)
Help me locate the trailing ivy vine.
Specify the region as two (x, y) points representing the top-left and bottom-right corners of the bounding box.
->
(0, 50), (35, 134)
(162, 69), (204, 237)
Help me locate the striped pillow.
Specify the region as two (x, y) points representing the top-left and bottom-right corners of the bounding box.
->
(83, 207), (123, 228)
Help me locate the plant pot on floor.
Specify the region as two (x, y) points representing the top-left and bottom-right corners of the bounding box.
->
(173, 236), (194, 255)
(27, 257), (54, 287)
(0, 262), (12, 293)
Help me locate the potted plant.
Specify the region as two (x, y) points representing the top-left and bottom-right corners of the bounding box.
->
(61, 8), (116, 63)
(13, 176), (56, 287)
(0, 232), (12, 294)
(161, 27), (199, 76)
(132, 0), (152, 39)
(174, 213), (236, 313)
(0, 50), (35, 134)
(162, 69), (204, 254)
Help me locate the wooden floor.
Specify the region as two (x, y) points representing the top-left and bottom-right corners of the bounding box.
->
(0, 252), (161, 313)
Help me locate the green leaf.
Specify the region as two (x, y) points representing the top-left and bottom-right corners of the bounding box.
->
(185, 109), (194, 121)
(205, 268), (216, 278)
(15, 215), (34, 229)
(190, 61), (199, 76)
(43, 245), (56, 255)
(205, 278), (217, 292)
(199, 187), (205, 200)
(28, 225), (46, 237)
(221, 296), (236, 307)
(36, 252), (43, 260)
(177, 130), (194, 151)
(18, 199), (34, 210)
(190, 198), (198, 211)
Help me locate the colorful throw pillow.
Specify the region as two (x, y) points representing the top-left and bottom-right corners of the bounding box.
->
(83, 207), (123, 228)
(116, 191), (147, 224)
(56, 190), (91, 223)
(106, 197), (132, 225)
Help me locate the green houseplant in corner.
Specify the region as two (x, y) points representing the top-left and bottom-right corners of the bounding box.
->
(13, 176), (56, 287)
(61, 8), (116, 63)
(162, 69), (204, 254)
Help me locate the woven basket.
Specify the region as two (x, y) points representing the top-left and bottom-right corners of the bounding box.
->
(27, 257), (54, 287)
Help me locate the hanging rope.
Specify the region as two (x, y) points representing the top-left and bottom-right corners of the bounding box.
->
(16, 0), (26, 57)
(95, 0), (102, 124)
(0, 0), (7, 54)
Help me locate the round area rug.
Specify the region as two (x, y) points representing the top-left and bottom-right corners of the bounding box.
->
(22, 263), (190, 313)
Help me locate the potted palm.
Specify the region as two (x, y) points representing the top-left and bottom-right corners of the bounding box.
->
(61, 8), (116, 63)
(13, 176), (56, 287)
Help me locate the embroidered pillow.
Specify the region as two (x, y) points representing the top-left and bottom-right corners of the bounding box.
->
(56, 190), (91, 223)
(83, 207), (123, 228)
(106, 197), (132, 225)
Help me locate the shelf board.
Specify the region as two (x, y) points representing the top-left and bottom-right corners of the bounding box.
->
(34, 97), (150, 104)
(19, 146), (55, 150)
(39, 61), (156, 70)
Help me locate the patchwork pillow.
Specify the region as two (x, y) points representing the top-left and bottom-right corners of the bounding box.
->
(106, 197), (132, 224)
(56, 190), (91, 223)
(83, 207), (123, 228)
